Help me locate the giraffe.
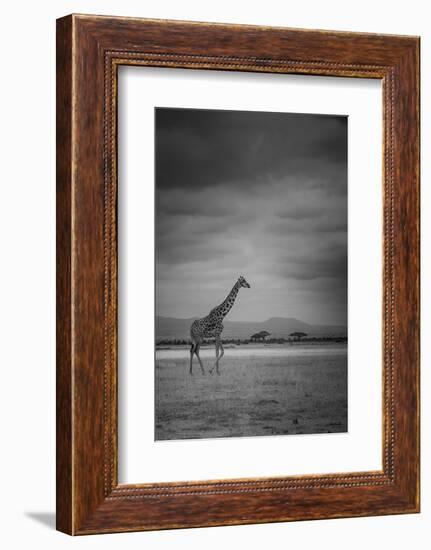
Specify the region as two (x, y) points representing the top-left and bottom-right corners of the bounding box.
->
(189, 275), (251, 375)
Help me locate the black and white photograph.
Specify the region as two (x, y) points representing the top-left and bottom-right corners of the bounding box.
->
(155, 106), (348, 441)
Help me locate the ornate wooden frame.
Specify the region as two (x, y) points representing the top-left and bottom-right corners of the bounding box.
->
(56, 14), (420, 535)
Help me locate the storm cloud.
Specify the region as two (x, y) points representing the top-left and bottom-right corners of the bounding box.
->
(155, 107), (347, 325)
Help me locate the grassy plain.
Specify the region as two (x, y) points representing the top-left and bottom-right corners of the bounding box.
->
(155, 344), (347, 441)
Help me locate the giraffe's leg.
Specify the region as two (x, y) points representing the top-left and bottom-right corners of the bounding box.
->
(195, 344), (205, 375)
(189, 343), (196, 375)
(209, 341), (220, 375)
(211, 336), (224, 374)
(216, 341), (224, 375)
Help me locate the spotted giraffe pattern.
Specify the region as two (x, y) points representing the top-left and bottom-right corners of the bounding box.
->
(189, 275), (251, 375)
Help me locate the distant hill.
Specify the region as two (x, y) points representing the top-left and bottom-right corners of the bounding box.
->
(156, 316), (347, 341)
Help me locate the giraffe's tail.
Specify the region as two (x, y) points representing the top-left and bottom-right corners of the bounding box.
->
(189, 328), (196, 351)
(190, 336), (200, 353)
(190, 328), (200, 351)
(190, 320), (199, 341)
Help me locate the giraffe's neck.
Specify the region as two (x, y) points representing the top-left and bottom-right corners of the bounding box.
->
(214, 282), (241, 319)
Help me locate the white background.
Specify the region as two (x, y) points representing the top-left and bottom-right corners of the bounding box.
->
(0, 1), (428, 549)
(119, 67), (382, 483)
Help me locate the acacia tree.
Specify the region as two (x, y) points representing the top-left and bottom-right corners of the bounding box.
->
(250, 330), (271, 342)
(289, 331), (307, 342)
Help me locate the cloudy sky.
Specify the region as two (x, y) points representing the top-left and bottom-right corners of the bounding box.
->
(155, 107), (347, 325)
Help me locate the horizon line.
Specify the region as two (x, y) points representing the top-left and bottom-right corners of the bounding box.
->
(156, 314), (347, 327)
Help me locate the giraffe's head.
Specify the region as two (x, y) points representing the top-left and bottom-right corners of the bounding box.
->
(238, 275), (251, 288)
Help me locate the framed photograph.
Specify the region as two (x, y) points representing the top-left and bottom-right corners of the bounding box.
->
(56, 14), (420, 535)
